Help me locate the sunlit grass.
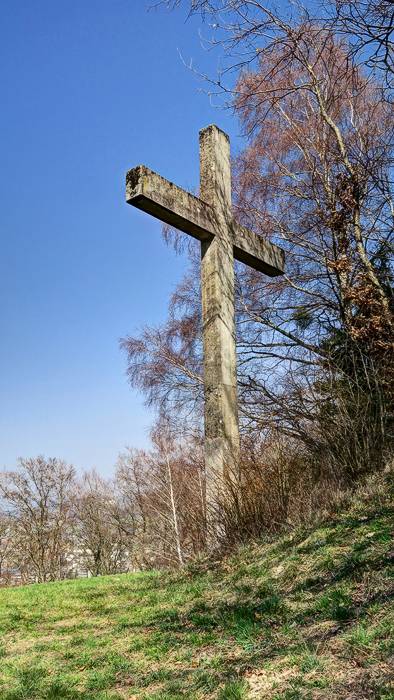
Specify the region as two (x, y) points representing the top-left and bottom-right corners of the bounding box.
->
(0, 470), (392, 699)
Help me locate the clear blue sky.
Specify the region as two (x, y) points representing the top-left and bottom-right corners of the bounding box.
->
(0, 0), (241, 475)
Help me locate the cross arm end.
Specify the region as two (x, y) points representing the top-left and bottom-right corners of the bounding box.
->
(126, 165), (214, 243)
(233, 222), (285, 277)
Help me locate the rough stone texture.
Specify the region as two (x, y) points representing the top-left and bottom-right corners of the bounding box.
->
(126, 165), (285, 275)
(125, 125), (285, 520)
(231, 221), (285, 277)
(126, 166), (214, 242)
(199, 125), (240, 504)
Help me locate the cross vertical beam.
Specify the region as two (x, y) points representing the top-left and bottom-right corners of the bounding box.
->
(125, 124), (285, 540)
(199, 126), (240, 504)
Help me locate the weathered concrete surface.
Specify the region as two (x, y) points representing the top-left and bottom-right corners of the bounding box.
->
(126, 166), (214, 242)
(232, 221), (285, 277)
(126, 164), (285, 275)
(199, 125), (240, 505)
(125, 125), (285, 530)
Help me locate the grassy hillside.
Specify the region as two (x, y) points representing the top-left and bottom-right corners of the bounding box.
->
(0, 470), (393, 700)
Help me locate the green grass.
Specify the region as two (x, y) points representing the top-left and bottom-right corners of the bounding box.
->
(0, 470), (393, 699)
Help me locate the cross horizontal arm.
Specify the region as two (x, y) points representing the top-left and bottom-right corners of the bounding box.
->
(232, 222), (285, 277)
(126, 165), (215, 242)
(126, 165), (285, 277)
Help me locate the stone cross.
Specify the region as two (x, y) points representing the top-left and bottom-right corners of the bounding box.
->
(126, 125), (284, 507)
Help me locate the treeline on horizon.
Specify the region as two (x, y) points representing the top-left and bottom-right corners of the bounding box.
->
(1, 0), (393, 585)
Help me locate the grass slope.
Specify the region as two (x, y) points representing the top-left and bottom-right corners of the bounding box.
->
(0, 471), (393, 700)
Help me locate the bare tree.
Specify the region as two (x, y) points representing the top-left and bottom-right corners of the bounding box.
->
(330, 1), (394, 92)
(115, 426), (205, 568)
(116, 448), (151, 568)
(0, 457), (76, 583)
(0, 512), (14, 584)
(73, 471), (132, 576)
(232, 23), (393, 439)
(162, 0), (394, 100)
